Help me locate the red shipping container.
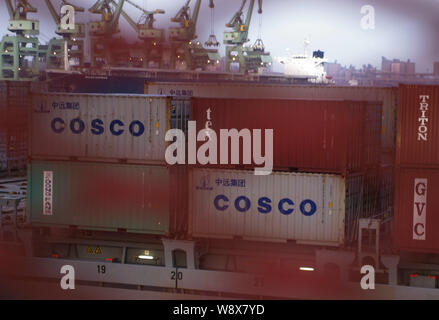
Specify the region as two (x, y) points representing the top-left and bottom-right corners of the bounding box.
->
(394, 168), (439, 253)
(189, 98), (382, 174)
(397, 84), (439, 168)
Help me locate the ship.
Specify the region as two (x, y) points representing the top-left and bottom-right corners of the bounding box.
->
(277, 39), (332, 84)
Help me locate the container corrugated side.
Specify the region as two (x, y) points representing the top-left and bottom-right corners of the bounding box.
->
(30, 93), (189, 163)
(188, 168), (346, 246)
(28, 160), (175, 235)
(396, 84), (439, 169)
(146, 82), (396, 151)
(0, 81), (32, 108)
(394, 168), (439, 254)
(190, 97), (381, 174)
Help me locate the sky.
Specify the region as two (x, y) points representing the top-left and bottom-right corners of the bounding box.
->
(1, 0), (438, 72)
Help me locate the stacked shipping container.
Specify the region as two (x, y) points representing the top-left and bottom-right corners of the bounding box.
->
(28, 91), (384, 249)
(190, 97), (382, 174)
(145, 83), (395, 244)
(146, 82), (397, 153)
(394, 84), (439, 254)
(186, 97), (383, 245)
(28, 93), (190, 237)
(0, 81), (31, 176)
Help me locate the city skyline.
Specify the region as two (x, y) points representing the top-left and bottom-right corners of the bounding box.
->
(0, 0), (438, 72)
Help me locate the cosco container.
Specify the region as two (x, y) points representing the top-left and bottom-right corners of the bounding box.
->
(146, 82), (396, 151)
(30, 93), (189, 163)
(189, 168), (380, 246)
(27, 160), (188, 235)
(190, 97), (382, 174)
(394, 168), (439, 254)
(396, 84), (439, 169)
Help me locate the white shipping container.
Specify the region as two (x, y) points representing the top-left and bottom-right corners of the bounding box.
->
(146, 82), (397, 151)
(189, 169), (346, 246)
(31, 93), (173, 163)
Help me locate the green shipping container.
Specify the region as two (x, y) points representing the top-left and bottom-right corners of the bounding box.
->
(28, 161), (174, 235)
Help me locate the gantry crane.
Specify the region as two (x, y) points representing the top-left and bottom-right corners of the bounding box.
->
(223, 0), (272, 74)
(0, 0), (40, 80)
(45, 0), (86, 70)
(88, 0), (127, 67)
(168, 0), (220, 71)
(113, 0), (165, 68)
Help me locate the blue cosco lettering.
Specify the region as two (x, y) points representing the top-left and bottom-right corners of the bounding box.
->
(214, 195), (229, 211)
(129, 120), (145, 137)
(257, 197), (271, 214)
(110, 120), (124, 136)
(235, 196), (250, 212)
(213, 196), (317, 217)
(300, 200), (317, 216)
(279, 198), (294, 215)
(51, 118), (65, 133)
(70, 118), (85, 134)
(91, 119), (104, 135)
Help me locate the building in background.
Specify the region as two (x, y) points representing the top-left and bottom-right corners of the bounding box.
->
(324, 57), (435, 86)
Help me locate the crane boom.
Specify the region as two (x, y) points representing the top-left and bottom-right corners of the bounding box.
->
(61, 1), (85, 12)
(244, 0), (255, 31)
(172, 0), (190, 21)
(5, 0), (14, 18)
(88, 0), (126, 35)
(191, 0), (202, 27)
(111, 0), (125, 25)
(44, 0), (61, 24)
(118, 8), (139, 33)
(226, 0), (246, 28)
(169, 0), (202, 42)
(125, 0), (164, 15)
(224, 0), (262, 44)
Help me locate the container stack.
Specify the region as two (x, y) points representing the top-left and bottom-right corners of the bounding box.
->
(148, 82), (398, 232)
(28, 93), (190, 239)
(394, 84), (439, 253)
(27, 91), (384, 253)
(188, 97), (384, 246)
(0, 81), (31, 177)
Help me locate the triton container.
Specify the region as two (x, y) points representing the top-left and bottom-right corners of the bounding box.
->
(27, 160), (188, 236)
(189, 168), (381, 246)
(396, 84), (439, 169)
(146, 82), (396, 152)
(190, 97), (382, 174)
(30, 93), (189, 164)
(394, 84), (439, 255)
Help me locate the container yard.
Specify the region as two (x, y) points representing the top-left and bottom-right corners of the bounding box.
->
(1, 0), (439, 304)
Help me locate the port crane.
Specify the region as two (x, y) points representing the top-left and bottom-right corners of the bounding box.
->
(113, 0), (165, 68)
(88, 0), (127, 67)
(223, 0), (272, 73)
(0, 0), (41, 80)
(44, 0), (86, 70)
(169, 0), (220, 71)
